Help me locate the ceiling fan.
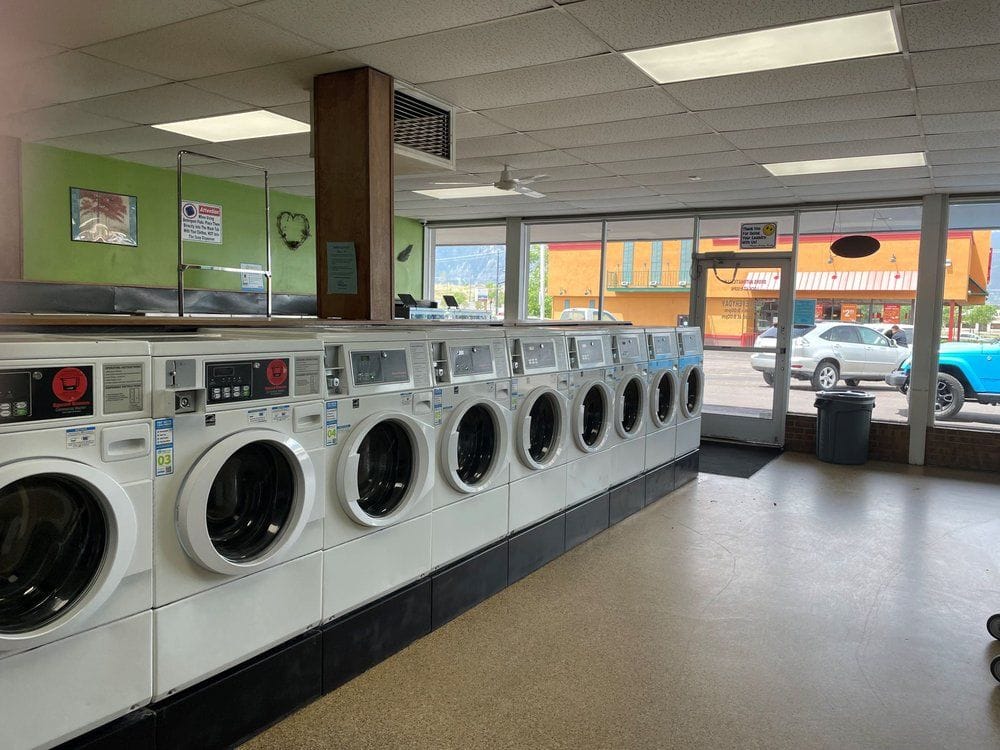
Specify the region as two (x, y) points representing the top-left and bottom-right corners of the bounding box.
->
(433, 164), (548, 198)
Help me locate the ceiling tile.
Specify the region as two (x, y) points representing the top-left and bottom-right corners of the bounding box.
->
(661, 187), (795, 202)
(186, 155), (307, 177)
(565, 197), (684, 210)
(2, 52), (168, 113)
(777, 166), (930, 185)
(112, 147), (213, 168)
(629, 164), (771, 185)
(927, 131), (1000, 150)
(700, 91), (915, 131)
(928, 148), (1000, 165)
(394, 173), (478, 190)
(601, 150), (753, 175)
(540, 186), (655, 201)
(741, 136), (926, 164)
(187, 52), (358, 107)
(11, 0), (225, 49)
(910, 44), (1000, 87)
(243, 0), (548, 49)
(564, 0), (886, 50)
(528, 113), (710, 149)
(472, 164), (613, 181)
(82, 9), (325, 79)
(454, 112), (513, 139)
(902, 0), (1000, 52)
(76, 83), (248, 124)
(419, 54), (649, 110)
(934, 174), (1000, 189)
(663, 56), (909, 111)
(646, 176), (783, 193)
(456, 133), (550, 159)
(932, 163), (1000, 177)
(724, 117), (922, 150)
(923, 111), (1000, 134)
(233, 169), (315, 187)
(1, 102), (133, 140)
(38, 126), (201, 154)
(0, 35), (64, 68)
(481, 87), (681, 131)
(455, 150), (584, 173)
(277, 185), (314, 196)
(347, 10), (608, 84)
(565, 133), (734, 163)
(268, 101), (311, 123)
(918, 81), (1000, 115)
(221, 131), (312, 157)
(537, 176), (639, 193)
(789, 178), (933, 196)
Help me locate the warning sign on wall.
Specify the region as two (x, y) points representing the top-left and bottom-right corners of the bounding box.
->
(181, 201), (223, 244)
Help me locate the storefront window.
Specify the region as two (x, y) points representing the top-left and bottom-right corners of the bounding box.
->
(934, 201), (1000, 431)
(525, 222), (603, 322)
(428, 225), (505, 319)
(601, 218), (695, 327)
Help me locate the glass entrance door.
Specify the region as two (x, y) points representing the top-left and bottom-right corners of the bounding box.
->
(690, 253), (795, 446)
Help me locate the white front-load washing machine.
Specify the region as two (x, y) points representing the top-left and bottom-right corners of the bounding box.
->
(644, 327), (680, 470)
(144, 334), (325, 699)
(0, 334), (153, 750)
(676, 327), (704, 457)
(606, 327), (648, 487)
(563, 329), (616, 507)
(427, 327), (512, 569)
(506, 329), (571, 532)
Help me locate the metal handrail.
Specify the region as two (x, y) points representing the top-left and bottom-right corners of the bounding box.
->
(176, 150), (272, 318)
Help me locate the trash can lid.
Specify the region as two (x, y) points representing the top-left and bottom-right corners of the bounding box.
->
(815, 389), (875, 404)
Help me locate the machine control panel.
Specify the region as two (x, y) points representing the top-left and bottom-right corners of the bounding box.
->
(518, 340), (557, 373)
(572, 336), (608, 367)
(649, 334), (674, 359)
(451, 345), (494, 377)
(0, 365), (94, 424)
(615, 334), (645, 364)
(205, 358), (290, 404)
(351, 349), (408, 386)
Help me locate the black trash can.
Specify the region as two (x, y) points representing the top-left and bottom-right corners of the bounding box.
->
(814, 390), (876, 465)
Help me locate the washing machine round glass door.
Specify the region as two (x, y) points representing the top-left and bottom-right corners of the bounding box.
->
(572, 381), (612, 452)
(615, 374), (645, 439)
(681, 366), (704, 419)
(515, 387), (564, 470)
(648, 368), (678, 429)
(441, 399), (509, 493)
(338, 413), (431, 527)
(0, 459), (137, 646)
(177, 430), (316, 576)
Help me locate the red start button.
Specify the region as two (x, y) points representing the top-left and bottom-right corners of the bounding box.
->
(266, 359), (288, 386)
(52, 367), (88, 403)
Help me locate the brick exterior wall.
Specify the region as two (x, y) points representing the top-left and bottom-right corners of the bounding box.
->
(785, 413), (911, 464)
(926, 427), (1000, 472)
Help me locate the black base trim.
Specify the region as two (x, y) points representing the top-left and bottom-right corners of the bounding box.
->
(610, 475), (645, 523)
(645, 461), (676, 504)
(56, 709), (155, 750)
(675, 449), (700, 488)
(431, 540), (508, 629)
(566, 493), (610, 550)
(323, 578), (432, 694)
(508, 513), (566, 584)
(153, 630), (322, 750)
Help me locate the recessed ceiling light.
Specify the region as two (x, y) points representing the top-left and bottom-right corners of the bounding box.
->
(624, 10), (899, 84)
(414, 186), (519, 199)
(152, 110), (310, 143)
(763, 152), (926, 176)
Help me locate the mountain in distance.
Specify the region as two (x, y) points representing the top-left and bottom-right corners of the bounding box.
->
(434, 245), (506, 285)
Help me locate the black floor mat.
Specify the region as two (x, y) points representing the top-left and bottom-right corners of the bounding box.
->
(697, 441), (782, 478)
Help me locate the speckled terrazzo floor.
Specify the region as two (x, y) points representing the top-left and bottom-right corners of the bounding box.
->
(242, 453), (1000, 750)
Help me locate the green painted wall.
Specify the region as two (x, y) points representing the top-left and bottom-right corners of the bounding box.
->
(20, 143), (424, 298)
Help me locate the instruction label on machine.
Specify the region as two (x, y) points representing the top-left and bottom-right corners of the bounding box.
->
(154, 418), (173, 476)
(103, 362), (144, 415)
(432, 388), (443, 426)
(65, 425), (96, 449)
(510, 378), (519, 410)
(740, 222), (778, 249)
(325, 400), (338, 446)
(181, 201), (223, 244)
(247, 408), (267, 424)
(270, 404), (289, 422)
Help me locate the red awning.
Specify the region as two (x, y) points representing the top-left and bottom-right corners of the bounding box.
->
(743, 270), (918, 292)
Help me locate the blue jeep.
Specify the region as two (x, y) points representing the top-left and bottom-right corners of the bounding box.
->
(885, 341), (1000, 419)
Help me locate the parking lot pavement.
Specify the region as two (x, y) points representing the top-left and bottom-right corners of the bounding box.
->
(702, 351), (1000, 429)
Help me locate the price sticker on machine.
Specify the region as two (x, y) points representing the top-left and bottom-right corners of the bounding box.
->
(154, 417), (174, 476)
(325, 400), (338, 446)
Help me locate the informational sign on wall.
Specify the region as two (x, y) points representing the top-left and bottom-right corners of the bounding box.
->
(240, 263), (265, 292)
(326, 242), (358, 295)
(181, 201), (223, 244)
(740, 222), (778, 249)
(882, 303), (901, 324)
(794, 299), (817, 325)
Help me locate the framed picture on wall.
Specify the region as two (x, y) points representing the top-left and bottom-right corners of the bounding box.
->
(70, 187), (138, 246)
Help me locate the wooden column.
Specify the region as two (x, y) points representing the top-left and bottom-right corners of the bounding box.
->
(313, 67), (395, 320)
(0, 136), (22, 279)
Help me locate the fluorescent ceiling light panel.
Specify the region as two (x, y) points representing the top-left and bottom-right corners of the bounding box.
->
(624, 10), (899, 83)
(763, 152), (926, 176)
(152, 110), (309, 142)
(414, 186), (517, 199)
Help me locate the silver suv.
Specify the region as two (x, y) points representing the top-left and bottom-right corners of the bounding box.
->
(751, 321), (909, 390)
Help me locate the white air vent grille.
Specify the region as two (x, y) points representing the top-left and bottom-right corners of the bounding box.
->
(394, 90), (451, 161)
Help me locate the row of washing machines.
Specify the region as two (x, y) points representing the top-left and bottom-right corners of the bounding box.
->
(0, 324), (703, 750)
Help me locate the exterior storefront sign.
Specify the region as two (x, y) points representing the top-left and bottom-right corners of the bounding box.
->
(841, 303), (858, 322)
(794, 299), (816, 325)
(740, 222), (778, 249)
(883, 303), (901, 323)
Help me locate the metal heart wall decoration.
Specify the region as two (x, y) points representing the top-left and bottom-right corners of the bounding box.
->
(276, 211), (311, 250)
